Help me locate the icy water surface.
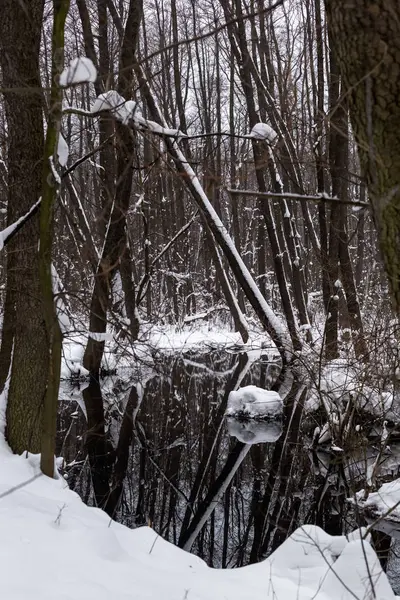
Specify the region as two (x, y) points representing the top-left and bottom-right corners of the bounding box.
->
(57, 349), (400, 584)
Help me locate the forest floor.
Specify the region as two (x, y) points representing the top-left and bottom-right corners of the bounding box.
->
(0, 419), (396, 600)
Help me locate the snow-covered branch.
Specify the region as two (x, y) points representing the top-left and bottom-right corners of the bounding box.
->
(226, 189), (370, 209)
(0, 199), (41, 251)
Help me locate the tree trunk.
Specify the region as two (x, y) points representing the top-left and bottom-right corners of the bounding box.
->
(0, 0), (48, 454)
(325, 0), (400, 315)
(39, 0), (69, 477)
(83, 0), (142, 376)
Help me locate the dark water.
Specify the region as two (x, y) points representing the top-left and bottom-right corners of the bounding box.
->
(56, 349), (400, 583)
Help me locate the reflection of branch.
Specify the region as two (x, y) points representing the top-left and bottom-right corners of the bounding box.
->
(181, 442), (251, 551)
(135, 422), (191, 505)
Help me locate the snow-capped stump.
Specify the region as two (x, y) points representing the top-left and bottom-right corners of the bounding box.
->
(249, 122), (278, 144)
(226, 385), (283, 419)
(227, 418), (282, 444)
(59, 56), (97, 87)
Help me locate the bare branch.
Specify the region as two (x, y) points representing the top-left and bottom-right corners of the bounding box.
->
(226, 189), (370, 209)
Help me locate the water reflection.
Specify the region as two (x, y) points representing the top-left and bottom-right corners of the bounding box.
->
(227, 418), (283, 444)
(56, 349), (400, 580)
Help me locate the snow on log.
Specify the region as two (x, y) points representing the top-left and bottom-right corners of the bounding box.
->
(60, 57), (97, 87)
(227, 418), (282, 444)
(249, 122), (278, 144)
(226, 385), (283, 418)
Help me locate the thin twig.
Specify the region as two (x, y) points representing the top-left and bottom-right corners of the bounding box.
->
(226, 188), (370, 208)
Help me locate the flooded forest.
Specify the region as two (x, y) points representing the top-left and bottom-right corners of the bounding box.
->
(1, 0), (400, 594)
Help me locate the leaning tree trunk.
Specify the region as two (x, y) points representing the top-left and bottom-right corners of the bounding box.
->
(0, 0), (48, 454)
(325, 0), (400, 315)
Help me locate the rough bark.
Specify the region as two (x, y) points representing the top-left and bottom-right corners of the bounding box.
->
(0, 0), (48, 454)
(325, 0), (400, 314)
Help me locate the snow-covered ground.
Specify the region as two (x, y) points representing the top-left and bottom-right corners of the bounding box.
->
(0, 330), (398, 599)
(0, 436), (396, 599)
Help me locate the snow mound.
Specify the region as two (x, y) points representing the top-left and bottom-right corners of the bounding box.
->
(227, 417), (282, 443)
(60, 57), (97, 87)
(226, 385), (283, 418)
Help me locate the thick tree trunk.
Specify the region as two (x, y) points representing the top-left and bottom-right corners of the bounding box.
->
(0, 0), (48, 454)
(325, 0), (400, 314)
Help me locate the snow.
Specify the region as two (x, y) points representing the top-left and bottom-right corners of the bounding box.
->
(91, 92), (187, 138)
(59, 57), (97, 87)
(57, 323), (282, 382)
(57, 133), (69, 166)
(146, 323), (273, 355)
(283, 200), (291, 218)
(91, 91), (139, 125)
(51, 264), (71, 334)
(226, 385), (283, 418)
(72, 80), (291, 358)
(249, 122), (278, 143)
(227, 417), (282, 443)
(306, 359), (394, 419)
(61, 335), (89, 379)
(356, 478), (400, 522)
(49, 156), (61, 185)
(0, 433), (395, 600)
(88, 331), (113, 342)
(0, 199), (41, 251)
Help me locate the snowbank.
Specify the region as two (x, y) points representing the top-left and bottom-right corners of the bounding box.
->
(226, 385), (283, 418)
(0, 438), (395, 599)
